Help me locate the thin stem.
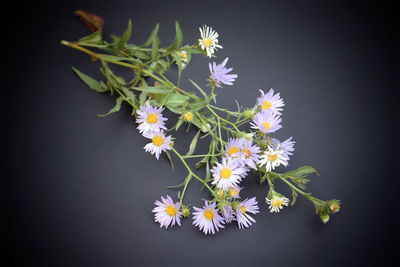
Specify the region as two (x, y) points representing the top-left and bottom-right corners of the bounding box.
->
(182, 152), (224, 159)
(206, 105), (241, 132)
(179, 174), (192, 206)
(278, 175), (322, 203)
(171, 147), (215, 195)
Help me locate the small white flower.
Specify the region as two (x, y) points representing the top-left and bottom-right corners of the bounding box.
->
(198, 25), (223, 58)
(258, 145), (288, 172)
(143, 130), (172, 160)
(266, 196), (290, 213)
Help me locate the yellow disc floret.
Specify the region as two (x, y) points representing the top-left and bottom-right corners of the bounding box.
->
(147, 113), (158, 124)
(166, 205), (178, 216)
(184, 112), (193, 121)
(240, 206), (246, 213)
(203, 38), (213, 47)
(152, 135), (164, 146)
(228, 147), (239, 157)
(204, 208), (214, 220)
(243, 148), (251, 159)
(271, 198), (283, 208)
(262, 122), (270, 131)
(262, 101), (272, 110)
(268, 154), (278, 162)
(220, 168), (232, 179)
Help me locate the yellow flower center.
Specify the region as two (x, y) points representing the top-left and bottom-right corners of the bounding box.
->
(330, 204), (340, 213)
(203, 38), (213, 48)
(243, 148), (251, 159)
(147, 113), (158, 124)
(240, 206), (246, 213)
(184, 112), (193, 121)
(218, 190), (224, 197)
(271, 198), (283, 208)
(152, 135), (164, 146)
(262, 101), (272, 110)
(228, 147), (239, 157)
(220, 168), (232, 179)
(204, 208), (214, 220)
(230, 189), (238, 196)
(268, 154), (278, 162)
(166, 205), (177, 216)
(262, 122), (270, 131)
(180, 53), (188, 61)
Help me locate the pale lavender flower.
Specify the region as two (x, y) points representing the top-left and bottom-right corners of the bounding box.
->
(192, 201), (225, 235)
(236, 197), (260, 229)
(209, 57), (238, 87)
(255, 89), (284, 113)
(250, 109), (282, 134)
(241, 138), (261, 169)
(152, 195), (182, 228)
(221, 205), (236, 223)
(225, 138), (244, 159)
(136, 102), (167, 134)
(211, 157), (247, 190)
(271, 137), (295, 165)
(143, 130), (172, 160)
(229, 186), (243, 199)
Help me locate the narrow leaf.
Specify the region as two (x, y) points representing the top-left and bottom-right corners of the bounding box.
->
(72, 66), (107, 93)
(141, 23), (160, 47)
(98, 97), (123, 117)
(74, 10), (104, 32)
(186, 130), (201, 156)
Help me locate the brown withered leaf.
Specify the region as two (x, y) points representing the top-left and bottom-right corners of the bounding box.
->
(75, 10), (104, 32)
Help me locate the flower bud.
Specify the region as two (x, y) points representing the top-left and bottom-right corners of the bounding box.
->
(181, 206), (191, 218)
(183, 111), (193, 122)
(320, 214), (330, 224)
(330, 204), (340, 213)
(241, 109), (255, 119)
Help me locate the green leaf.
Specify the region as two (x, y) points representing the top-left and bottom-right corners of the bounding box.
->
(164, 93), (190, 108)
(165, 151), (174, 170)
(131, 86), (171, 94)
(284, 166), (319, 178)
(77, 30), (103, 45)
(186, 130), (201, 156)
(72, 66), (107, 93)
(291, 189), (298, 206)
(119, 20), (132, 46)
(97, 97), (123, 117)
(189, 79), (208, 99)
(151, 35), (161, 61)
(141, 23), (160, 47)
(168, 21), (183, 51)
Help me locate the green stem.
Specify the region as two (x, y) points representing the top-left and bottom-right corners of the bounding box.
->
(278, 175), (322, 204)
(179, 174), (192, 206)
(171, 147), (215, 195)
(206, 105), (241, 132)
(182, 152), (224, 159)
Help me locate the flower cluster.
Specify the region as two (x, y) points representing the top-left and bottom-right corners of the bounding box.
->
(65, 17), (341, 235)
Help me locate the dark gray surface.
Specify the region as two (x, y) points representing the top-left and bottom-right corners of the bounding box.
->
(4, 0), (398, 266)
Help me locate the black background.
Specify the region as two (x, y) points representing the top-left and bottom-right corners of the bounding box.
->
(3, 0), (399, 266)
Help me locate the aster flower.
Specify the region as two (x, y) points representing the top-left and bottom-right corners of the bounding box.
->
(266, 195), (290, 213)
(225, 138), (244, 159)
(136, 102), (167, 134)
(241, 138), (261, 169)
(209, 57), (238, 87)
(152, 195), (182, 228)
(229, 186), (243, 199)
(255, 89), (284, 113)
(192, 201), (225, 235)
(258, 145), (288, 172)
(280, 137), (295, 164)
(211, 157), (247, 190)
(182, 111), (193, 122)
(143, 130), (172, 160)
(198, 25), (223, 58)
(176, 50), (189, 69)
(250, 109), (282, 134)
(236, 197), (260, 229)
(221, 205), (236, 223)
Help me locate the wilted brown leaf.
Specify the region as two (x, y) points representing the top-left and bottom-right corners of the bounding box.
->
(74, 10), (104, 32)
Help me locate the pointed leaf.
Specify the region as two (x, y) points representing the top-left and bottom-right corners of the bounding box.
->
(72, 66), (107, 93)
(98, 97), (123, 117)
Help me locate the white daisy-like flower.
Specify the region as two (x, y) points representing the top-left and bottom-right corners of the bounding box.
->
(192, 201), (225, 235)
(258, 145), (288, 172)
(198, 25), (223, 58)
(236, 197), (260, 229)
(152, 195), (182, 228)
(143, 130), (172, 160)
(136, 102), (167, 134)
(266, 195), (290, 213)
(210, 157), (247, 190)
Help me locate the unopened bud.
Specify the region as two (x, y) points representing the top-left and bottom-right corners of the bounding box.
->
(181, 206), (191, 218)
(320, 214), (330, 224)
(241, 109), (255, 119)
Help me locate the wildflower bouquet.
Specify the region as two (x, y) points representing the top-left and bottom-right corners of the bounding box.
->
(62, 11), (341, 235)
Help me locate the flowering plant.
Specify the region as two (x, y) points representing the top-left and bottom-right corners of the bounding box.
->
(62, 11), (341, 234)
